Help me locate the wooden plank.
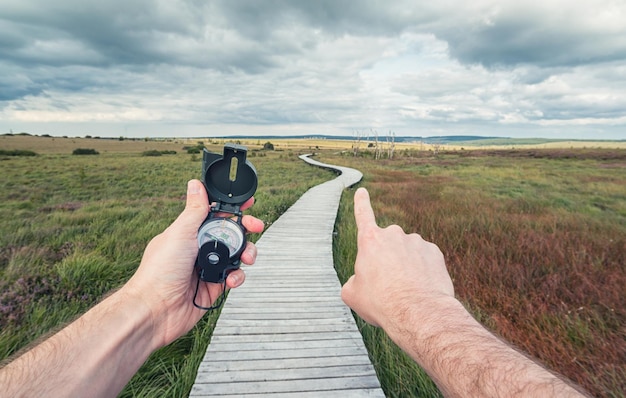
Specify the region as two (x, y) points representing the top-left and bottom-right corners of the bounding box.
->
(205, 346), (370, 362)
(189, 155), (385, 397)
(220, 312), (351, 321)
(212, 323), (357, 336)
(191, 376), (383, 396)
(198, 355), (373, 372)
(190, 390), (384, 398)
(195, 365), (379, 383)
(192, 391), (383, 398)
(206, 338), (367, 352)
(209, 331), (362, 344)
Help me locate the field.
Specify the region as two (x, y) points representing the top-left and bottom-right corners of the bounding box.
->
(328, 148), (625, 397)
(1, 135), (625, 397)
(0, 136), (335, 396)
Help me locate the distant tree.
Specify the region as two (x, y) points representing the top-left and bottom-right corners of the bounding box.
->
(263, 141), (275, 150)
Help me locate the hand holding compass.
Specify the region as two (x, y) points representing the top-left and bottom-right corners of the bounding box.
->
(194, 144), (258, 310)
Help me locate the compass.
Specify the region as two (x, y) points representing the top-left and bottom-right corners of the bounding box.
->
(198, 218), (245, 259)
(195, 144), (257, 286)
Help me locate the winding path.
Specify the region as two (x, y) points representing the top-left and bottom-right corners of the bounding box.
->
(189, 155), (384, 397)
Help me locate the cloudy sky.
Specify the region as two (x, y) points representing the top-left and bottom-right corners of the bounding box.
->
(1, 0), (626, 139)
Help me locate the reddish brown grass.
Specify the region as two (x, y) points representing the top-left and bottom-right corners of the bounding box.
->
(338, 151), (625, 397)
(450, 148), (626, 161)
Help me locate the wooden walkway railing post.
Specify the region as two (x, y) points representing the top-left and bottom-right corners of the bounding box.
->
(189, 155), (385, 397)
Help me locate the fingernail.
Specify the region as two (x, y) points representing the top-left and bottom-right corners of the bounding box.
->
(187, 180), (201, 195)
(230, 273), (241, 286)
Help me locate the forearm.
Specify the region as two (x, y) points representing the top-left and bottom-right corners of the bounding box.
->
(0, 288), (157, 398)
(385, 297), (586, 398)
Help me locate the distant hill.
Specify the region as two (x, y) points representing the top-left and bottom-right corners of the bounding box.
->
(210, 134), (501, 143)
(5, 132), (623, 145)
(209, 135), (623, 145)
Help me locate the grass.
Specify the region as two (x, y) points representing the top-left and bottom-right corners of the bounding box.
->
(2, 136), (625, 397)
(333, 192), (443, 397)
(0, 137), (335, 396)
(451, 137), (626, 148)
(328, 148), (625, 397)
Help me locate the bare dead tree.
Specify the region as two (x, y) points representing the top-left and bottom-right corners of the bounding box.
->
(352, 130), (362, 156)
(432, 142), (441, 157)
(370, 129), (381, 160)
(387, 130), (396, 160)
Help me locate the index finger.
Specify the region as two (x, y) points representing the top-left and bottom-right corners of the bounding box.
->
(354, 187), (377, 233)
(241, 196), (255, 211)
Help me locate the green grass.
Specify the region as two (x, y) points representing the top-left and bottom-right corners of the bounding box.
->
(333, 190), (443, 397)
(328, 148), (625, 397)
(3, 139), (625, 397)
(0, 147), (335, 396)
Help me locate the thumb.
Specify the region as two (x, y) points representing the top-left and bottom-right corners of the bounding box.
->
(169, 180), (209, 234)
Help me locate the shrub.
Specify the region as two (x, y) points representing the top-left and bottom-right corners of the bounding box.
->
(0, 149), (38, 156)
(142, 150), (162, 157)
(142, 150), (177, 156)
(183, 144), (204, 154)
(72, 148), (99, 155)
(263, 141), (274, 150)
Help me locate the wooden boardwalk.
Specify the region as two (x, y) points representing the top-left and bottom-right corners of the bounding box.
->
(189, 155), (384, 397)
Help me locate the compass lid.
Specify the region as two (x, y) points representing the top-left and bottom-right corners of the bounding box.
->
(202, 144), (258, 206)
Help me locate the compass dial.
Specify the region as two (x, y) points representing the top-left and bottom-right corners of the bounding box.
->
(197, 218), (245, 257)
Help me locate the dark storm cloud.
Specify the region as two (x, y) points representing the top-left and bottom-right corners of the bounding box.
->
(0, 63), (44, 100)
(0, 85), (42, 102)
(213, 0), (421, 39)
(424, 2), (626, 68)
(1, 0), (625, 139)
(3, 1), (625, 69)
(439, 18), (626, 68)
(0, 1), (286, 72)
(215, 1), (626, 69)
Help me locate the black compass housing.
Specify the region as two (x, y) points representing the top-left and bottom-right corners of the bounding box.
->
(196, 144), (257, 284)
